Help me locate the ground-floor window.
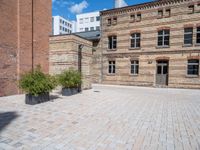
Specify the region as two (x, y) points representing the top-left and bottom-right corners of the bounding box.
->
(108, 61), (115, 74)
(187, 59), (199, 75)
(131, 60), (139, 75)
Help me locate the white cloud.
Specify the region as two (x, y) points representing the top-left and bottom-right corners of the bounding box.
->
(69, 0), (89, 14)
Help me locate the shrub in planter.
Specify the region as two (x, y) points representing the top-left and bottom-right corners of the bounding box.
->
(58, 69), (81, 96)
(19, 66), (57, 105)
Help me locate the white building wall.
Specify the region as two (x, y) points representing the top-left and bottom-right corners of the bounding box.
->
(52, 16), (74, 35)
(76, 11), (100, 32)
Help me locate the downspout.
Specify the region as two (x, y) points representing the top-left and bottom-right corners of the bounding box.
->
(100, 13), (103, 83)
(31, 0), (34, 71)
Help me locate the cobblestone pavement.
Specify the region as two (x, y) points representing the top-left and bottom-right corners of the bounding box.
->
(0, 84), (200, 150)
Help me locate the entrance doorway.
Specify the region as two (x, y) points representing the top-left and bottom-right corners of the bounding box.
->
(156, 60), (169, 86)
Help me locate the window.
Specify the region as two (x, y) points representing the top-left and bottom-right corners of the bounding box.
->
(108, 61), (115, 74)
(187, 59), (199, 75)
(136, 13), (141, 21)
(85, 27), (89, 31)
(80, 28), (83, 31)
(158, 10), (163, 18)
(113, 17), (117, 25)
(96, 16), (100, 21)
(60, 19), (62, 23)
(197, 27), (200, 44)
(62, 27), (65, 31)
(130, 33), (141, 48)
(96, 26), (100, 30)
(184, 27), (193, 45)
(166, 9), (171, 17)
(79, 18), (83, 24)
(157, 30), (170, 47)
(85, 18), (89, 23)
(107, 18), (112, 25)
(108, 36), (117, 49)
(90, 17), (94, 22)
(60, 26), (62, 30)
(131, 60), (139, 75)
(65, 28), (67, 32)
(188, 5), (194, 14)
(130, 14), (135, 22)
(90, 27), (94, 31)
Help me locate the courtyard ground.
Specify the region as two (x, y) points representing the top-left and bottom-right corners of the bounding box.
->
(0, 84), (200, 150)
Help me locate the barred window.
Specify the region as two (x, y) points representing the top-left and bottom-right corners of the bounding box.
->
(184, 27), (193, 45)
(130, 33), (140, 48)
(187, 59), (199, 75)
(131, 60), (139, 75)
(158, 30), (170, 46)
(108, 61), (116, 74)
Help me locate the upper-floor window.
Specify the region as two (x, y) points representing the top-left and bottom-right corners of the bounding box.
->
(96, 16), (100, 21)
(108, 61), (116, 74)
(108, 35), (117, 49)
(136, 13), (141, 22)
(187, 59), (199, 76)
(60, 26), (62, 30)
(113, 17), (117, 25)
(188, 5), (194, 14)
(157, 29), (170, 47)
(85, 18), (89, 23)
(130, 33), (141, 48)
(158, 10), (163, 18)
(166, 9), (171, 17)
(90, 27), (94, 31)
(96, 26), (100, 30)
(130, 14), (135, 22)
(90, 17), (94, 22)
(60, 19), (62, 23)
(85, 27), (89, 31)
(197, 27), (200, 44)
(79, 18), (83, 24)
(184, 27), (193, 45)
(107, 18), (112, 26)
(131, 60), (139, 75)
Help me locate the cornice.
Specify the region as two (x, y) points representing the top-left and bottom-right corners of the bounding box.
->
(100, 0), (190, 16)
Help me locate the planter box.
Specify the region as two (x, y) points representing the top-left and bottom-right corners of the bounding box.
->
(62, 88), (79, 96)
(25, 93), (50, 105)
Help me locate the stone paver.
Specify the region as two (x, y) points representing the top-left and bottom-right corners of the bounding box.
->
(0, 84), (200, 150)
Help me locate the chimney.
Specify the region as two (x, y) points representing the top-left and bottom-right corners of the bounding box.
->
(114, 0), (127, 8)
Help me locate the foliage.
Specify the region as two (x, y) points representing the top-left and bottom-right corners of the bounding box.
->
(58, 69), (81, 88)
(19, 66), (57, 96)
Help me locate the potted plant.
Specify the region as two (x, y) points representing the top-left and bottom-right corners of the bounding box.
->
(58, 69), (81, 96)
(19, 66), (57, 105)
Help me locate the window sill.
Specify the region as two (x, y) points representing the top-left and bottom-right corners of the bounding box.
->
(107, 74), (116, 76)
(185, 75), (199, 78)
(156, 46), (170, 49)
(135, 20), (141, 22)
(107, 49), (117, 51)
(182, 44), (193, 47)
(129, 74), (139, 76)
(157, 17), (163, 19)
(195, 43), (200, 46)
(129, 47), (141, 50)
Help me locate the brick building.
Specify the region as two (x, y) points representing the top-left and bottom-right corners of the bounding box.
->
(0, 0), (52, 96)
(96, 0), (200, 88)
(49, 34), (93, 90)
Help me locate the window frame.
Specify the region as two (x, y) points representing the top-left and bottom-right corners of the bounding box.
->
(157, 29), (170, 47)
(184, 27), (193, 45)
(136, 13), (141, 22)
(157, 9), (163, 18)
(108, 35), (117, 50)
(130, 33), (141, 49)
(196, 27), (200, 44)
(108, 61), (116, 74)
(187, 59), (199, 76)
(130, 60), (139, 75)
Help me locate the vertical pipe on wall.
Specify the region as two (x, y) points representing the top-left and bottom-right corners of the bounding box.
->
(31, 0), (34, 71)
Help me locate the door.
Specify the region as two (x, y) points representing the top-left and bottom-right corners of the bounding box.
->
(156, 60), (169, 86)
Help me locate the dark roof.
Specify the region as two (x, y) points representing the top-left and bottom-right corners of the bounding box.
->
(74, 30), (101, 41)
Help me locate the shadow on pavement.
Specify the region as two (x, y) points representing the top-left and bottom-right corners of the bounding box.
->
(0, 112), (18, 133)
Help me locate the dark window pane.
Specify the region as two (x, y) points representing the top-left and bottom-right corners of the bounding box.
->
(197, 32), (200, 44)
(158, 37), (163, 46)
(188, 60), (199, 63)
(157, 66), (162, 74)
(164, 30), (169, 35)
(163, 66), (168, 74)
(158, 31), (163, 35)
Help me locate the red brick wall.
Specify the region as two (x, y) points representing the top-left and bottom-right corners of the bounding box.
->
(0, 0), (52, 96)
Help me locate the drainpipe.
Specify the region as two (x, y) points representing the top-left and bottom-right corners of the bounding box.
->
(31, 0), (34, 71)
(78, 44), (84, 92)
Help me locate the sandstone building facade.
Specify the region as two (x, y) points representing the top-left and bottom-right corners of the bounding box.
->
(97, 0), (200, 88)
(49, 35), (93, 90)
(0, 0), (52, 96)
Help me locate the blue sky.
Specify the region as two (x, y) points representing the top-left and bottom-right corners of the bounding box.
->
(52, 0), (152, 20)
